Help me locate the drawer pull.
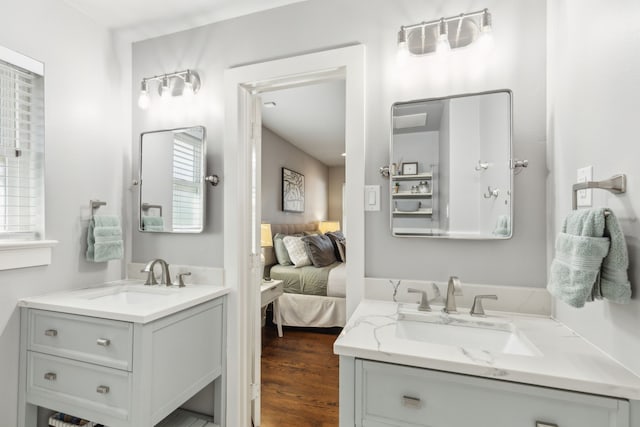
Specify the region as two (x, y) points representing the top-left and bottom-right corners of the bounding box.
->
(44, 372), (57, 381)
(536, 423), (558, 427)
(96, 385), (110, 394)
(402, 395), (422, 409)
(44, 329), (58, 337)
(96, 338), (111, 347)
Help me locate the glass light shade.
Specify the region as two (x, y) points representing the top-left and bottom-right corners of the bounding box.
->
(260, 223), (273, 247)
(138, 91), (150, 109)
(318, 221), (341, 234)
(160, 77), (171, 99)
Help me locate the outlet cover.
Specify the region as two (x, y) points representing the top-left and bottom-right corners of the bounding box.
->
(576, 166), (593, 207)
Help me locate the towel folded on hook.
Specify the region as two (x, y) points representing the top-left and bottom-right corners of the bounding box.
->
(86, 215), (123, 262)
(492, 215), (511, 237)
(142, 216), (164, 232)
(547, 208), (631, 308)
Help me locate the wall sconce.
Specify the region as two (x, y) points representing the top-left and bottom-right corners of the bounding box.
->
(397, 8), (492, 57)
(137, 69), (201, 109)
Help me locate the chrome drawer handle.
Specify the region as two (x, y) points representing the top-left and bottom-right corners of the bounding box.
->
(536, 423), (558, 427)
(402, 395), (422, 409)
(96, 385), (110, 394)
(96, 338), (111, 347)
(44, 372), (57, 381)
(44, 329), (58, 337)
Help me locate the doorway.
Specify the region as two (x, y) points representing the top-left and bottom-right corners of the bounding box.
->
(223, 45), (365, 427)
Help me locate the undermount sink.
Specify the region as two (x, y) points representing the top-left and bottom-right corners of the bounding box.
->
(84, 286), (173, 305)
(396, 309), (542, 357)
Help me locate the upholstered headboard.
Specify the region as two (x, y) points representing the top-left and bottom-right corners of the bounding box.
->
(262, 222), (319, 267)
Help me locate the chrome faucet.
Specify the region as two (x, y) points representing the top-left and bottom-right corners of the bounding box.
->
(407, 288), (431, 311)
(443, 276), (463, 314)
(141, 259), (173, 286)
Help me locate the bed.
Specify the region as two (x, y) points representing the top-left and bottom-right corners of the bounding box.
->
(263, 223), (346, 328)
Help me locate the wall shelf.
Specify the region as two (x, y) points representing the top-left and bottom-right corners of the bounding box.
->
(392, 192), (432, 198)
(391, 173), (432, 181)
(392, 209), (433, 216)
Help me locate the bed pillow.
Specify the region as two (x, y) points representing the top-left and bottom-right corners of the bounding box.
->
(336, 238), (346, 262)
(302, 234), (337, 267)
(325, 231), (345, 261)
(282, 235), (312, 268)
(273, 233), (293, 266)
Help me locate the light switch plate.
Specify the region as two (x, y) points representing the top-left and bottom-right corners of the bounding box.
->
(576, 166), (593, 207)
(364, 185), (380, 211)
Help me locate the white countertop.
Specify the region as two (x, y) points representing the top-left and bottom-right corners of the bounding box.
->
(18, 280), (230, 323)
(334, 300), (640, 400)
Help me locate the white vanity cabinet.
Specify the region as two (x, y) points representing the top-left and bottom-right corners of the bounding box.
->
(18, 296), (226, 427)
(352, 359), (629, 427)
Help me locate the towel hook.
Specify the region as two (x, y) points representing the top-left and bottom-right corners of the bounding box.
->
(571, 174), (626, 210)
(483, 186), (500, 199)
(90, 200), (107, 214)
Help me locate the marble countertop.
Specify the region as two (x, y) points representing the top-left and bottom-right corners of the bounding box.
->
(334, 300), (640, 400)
(18, 280), (230, 323)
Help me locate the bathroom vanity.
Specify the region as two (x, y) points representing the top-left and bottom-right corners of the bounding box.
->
(335, 300), (640, 427)
(17, 281), (229, 427)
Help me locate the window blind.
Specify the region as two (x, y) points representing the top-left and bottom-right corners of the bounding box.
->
(0, 59), (44, 239)
(172, 134), (202, 232)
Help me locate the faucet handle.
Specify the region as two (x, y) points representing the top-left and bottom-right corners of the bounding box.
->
(176, 272), (191, 288)
(470, 294), (498, 317)
(449, 276), (463, 296)
(407, 288), (431, 312)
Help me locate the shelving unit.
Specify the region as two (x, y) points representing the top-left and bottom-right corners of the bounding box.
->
(391, 173), (433, 181)
(392, 209), (433, 216)
(392, 191), (432, 198)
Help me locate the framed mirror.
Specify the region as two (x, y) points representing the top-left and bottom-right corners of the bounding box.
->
(390, 90), (512, 239)
(139, 126), (206, 233)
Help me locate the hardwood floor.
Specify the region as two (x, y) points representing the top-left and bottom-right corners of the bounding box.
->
(260, 322), (341, 427)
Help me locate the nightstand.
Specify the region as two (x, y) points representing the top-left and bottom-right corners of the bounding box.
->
(261, 280), (283, 337)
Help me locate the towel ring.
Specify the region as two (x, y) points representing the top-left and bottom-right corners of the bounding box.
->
(571, 174), (626, 210)
(90, 200), (107, 214)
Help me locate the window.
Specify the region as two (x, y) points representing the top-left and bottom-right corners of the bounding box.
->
(172, 133), (203, 232)
(0, 55), (44, 240)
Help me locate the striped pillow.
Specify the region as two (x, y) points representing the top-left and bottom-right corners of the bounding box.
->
(282, 235), (312, 268)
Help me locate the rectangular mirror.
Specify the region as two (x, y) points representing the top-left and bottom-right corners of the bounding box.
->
(390, 90), (512, 239)
(139, 126), (206, 233)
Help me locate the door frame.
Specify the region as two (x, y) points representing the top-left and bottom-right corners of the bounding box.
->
(223, 44), (366, 426)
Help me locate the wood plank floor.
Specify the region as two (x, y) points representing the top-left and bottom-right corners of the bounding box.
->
(260, 323), (341, 427)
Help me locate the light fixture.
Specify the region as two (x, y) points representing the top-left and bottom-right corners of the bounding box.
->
(136, 69), (201, 109)
(341, 152), (346, 157)
(318, 221), (340, 234)
(396, 8), (493, 57)
(137, 80), (150, 110)
(436, 18), (451, 54)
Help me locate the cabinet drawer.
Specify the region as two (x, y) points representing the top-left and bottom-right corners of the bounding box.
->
(27, 352), (131, 422)
(28, 310), (133, 370)
(261, 283), (283, 307)
(356, 360), (629, 427)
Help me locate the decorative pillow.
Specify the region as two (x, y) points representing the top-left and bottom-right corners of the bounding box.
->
(303, 230), (320, 236)
(282, 235), (312, 268)
(273, 233), (293, 266)
(325, 231), (345, 261)
(336, 238), (346, 263)
(302, 234), (337, 267)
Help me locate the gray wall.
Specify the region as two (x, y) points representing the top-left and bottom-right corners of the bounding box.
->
(261, 126), (329, 224)
(548, 0), (640, 376)
(131, 0), (547, 283)
(328, 166), (345, 224)
(0, 0), (130, 424)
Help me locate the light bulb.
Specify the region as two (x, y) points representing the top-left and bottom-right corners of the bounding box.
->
(160, 77), (171, 100)
(397, 28), (409, 61)
(481, 9), (492, 33)
(182, 70), (195, 98)
(137, 80), (150, 109)
(436, 18), (451, 55)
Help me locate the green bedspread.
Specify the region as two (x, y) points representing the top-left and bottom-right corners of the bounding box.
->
(269, 262), (341, 296)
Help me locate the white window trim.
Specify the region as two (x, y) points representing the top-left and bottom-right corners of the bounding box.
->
(0, 45), (53, 271)
(0, 239), (57, 271)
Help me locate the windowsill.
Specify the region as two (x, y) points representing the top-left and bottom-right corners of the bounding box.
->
(0, 240), (58, 271)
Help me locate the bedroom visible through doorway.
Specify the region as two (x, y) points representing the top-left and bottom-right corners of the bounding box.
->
(257, 78), (346, 427)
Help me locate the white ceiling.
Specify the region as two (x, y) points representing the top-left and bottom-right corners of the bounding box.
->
(61, 0), (308, 40)
(261, 80), (345, 167)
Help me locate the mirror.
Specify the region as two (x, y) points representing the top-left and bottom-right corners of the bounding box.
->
(390, 90), (512, 239)
(139, 126), (206, 233)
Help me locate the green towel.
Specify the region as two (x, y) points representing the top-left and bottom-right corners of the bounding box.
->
(142, 216), (164, 232)
(86, 215), (123, 262)
(599, 212), (631, 303)
(492, 215), (511, 237)
(547, 209), (610, 308)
